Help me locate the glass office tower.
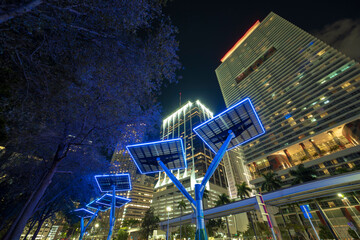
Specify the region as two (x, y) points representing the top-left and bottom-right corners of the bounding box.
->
(216, 12), (360, 237)
(216, 12), (360, 189)
(151, 101), (229, 221)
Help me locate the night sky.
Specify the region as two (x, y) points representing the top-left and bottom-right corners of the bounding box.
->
(159, 0), (360, 119)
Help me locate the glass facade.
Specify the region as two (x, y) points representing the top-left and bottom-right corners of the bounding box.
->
(215, 12), (360, 190)
(152, 101), (229, 221)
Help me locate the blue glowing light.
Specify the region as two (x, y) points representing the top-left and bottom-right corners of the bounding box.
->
(96, 194), (131, 208)
(193, 98), (265, 153)
(284, 114), (292, 119)
(73, 208), (96, 218)
(94, 173), (132, 192)
(126, 138), (187, 174)
(86, 199), (111, 212)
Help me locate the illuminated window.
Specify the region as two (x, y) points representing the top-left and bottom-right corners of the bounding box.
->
(235, 47), (277, 84)
(320, 112), (328, 118)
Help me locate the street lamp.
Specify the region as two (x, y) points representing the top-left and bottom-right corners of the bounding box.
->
(338, 193), (360, 238)
(166, 206), (172, 240)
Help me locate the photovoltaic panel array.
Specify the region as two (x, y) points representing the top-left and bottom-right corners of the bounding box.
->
(126, 138), (187, 174)
(94, 174), (131, 192)
(193, 98), (265, 153)
(86, 199), (111, 212)
(96, 194), (131, 208)
(72, 208), (95, 218)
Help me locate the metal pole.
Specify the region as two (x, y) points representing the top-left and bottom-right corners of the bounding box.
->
(167, 211), (170, 240)
(270, 227), (277, 240)
(345, 198), (360, 223)
(79, 209), (99, 240)
(314, 200), (340, 240)
(248, 211), (258, 240)
(303, 207), (320, 240)
(159, 132), (234, 240)
(107, 185), (116, 240)
(352, 192), (360, 205)
(344, 198), (360, 238)
(195, 184), (207, 240)
(79, 217), (85, 240)
(200, 131), (235, 194)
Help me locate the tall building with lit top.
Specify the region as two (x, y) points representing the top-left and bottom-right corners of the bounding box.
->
(216, 12), (360, 237)
(151, 100), (230, 221)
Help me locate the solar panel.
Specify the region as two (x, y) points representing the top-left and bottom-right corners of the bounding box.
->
(126, 138), (187, 174)
(96, 194), (131, 208)
(94, 174), (131, 192)
(193, 98), (265, 153)
(72, 208), (96, 218)
(86, 199), (111, 212)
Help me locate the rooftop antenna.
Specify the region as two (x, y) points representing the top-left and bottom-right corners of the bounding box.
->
(179, 91), (181, 107)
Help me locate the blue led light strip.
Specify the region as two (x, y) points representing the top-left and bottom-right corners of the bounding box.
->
(193, 98), (265, 153)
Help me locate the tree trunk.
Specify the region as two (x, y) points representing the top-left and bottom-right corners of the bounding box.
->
(23, 218), (37, 240)
(31, 218), (46, 240)
(3, 143), (66, 240)
(0, 0), (42, 24)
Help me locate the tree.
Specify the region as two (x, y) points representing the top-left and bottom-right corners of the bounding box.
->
(289, 164), (317, 185)
(261, 172), (282, 192)
(140, 207), (160, 240)
(215, 193), (232, 238)
(122, 219), (141, 228)
(242, 222), (271, 238)
(348, 227), (359, 238)
(236, 182), (252, 200)
(202, 188), (210, 209)
(172, 224), (195, 240)
(206, 219), (225, 237)
(117, 228), (129, 240)
(318, 225), (333, 239)
(177, 199), (186, 240)
(0, 0), (180, 238)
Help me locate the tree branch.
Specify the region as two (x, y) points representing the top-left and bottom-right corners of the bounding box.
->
(0, 0), (42, 24)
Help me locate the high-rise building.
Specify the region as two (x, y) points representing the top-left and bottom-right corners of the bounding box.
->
(216, 11), (360, 188)
(151, 101), (229, 221)
(111, 151), (154, 223)
(109, 123), (155, 225)
(216, 12), (360, 237)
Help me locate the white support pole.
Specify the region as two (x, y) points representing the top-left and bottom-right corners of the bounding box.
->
(303, 208), (320, 240)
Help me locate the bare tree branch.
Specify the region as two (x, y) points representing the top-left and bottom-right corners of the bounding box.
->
(0, 0), (42, 24)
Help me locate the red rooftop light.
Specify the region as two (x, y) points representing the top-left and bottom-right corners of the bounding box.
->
(220, 20), (260, 63)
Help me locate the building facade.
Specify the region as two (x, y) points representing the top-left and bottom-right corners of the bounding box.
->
(216, 12), (360, 189)
(111, 150), (155, 223)
(151, 101), (229, 221)
(216, 12), (360, 238)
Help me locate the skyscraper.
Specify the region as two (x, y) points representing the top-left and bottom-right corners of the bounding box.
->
(151, 100), (229, 221)
(216, 12), (360, 189)
(215, 12), (360, 237)
(111, 151), (154, 223)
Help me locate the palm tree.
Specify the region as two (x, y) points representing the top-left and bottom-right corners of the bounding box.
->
(203, 189), (209, 200)
(202, 188), (209, 209)
(177, 200), (186, 240)
(289, 164), (317, 185)
(215, 193), (232, 238)
(122, 218), (140, 228)
(261, 172), (282, 192)
(236, 182), (252, 200)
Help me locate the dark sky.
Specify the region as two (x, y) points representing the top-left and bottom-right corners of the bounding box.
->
(159, 0), (360, 118)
